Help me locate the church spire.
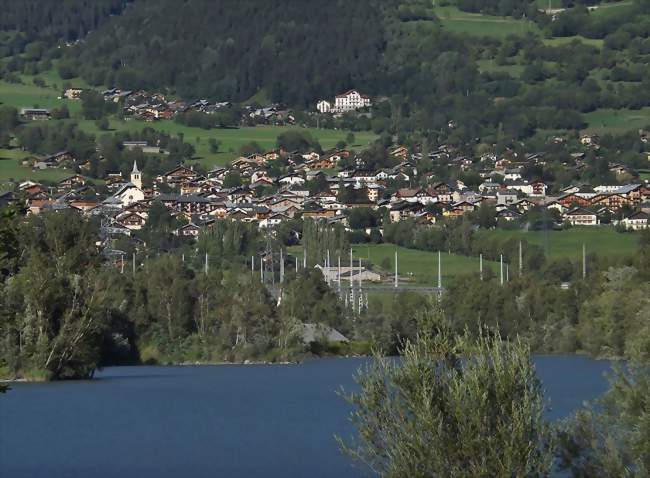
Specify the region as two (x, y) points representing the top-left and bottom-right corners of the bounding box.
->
(130, 160), (142, 189)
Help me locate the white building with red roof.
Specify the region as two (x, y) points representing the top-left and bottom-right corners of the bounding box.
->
(317, 90), (371, 113)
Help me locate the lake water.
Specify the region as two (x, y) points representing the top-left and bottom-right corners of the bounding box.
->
(0, 356), (613, 478)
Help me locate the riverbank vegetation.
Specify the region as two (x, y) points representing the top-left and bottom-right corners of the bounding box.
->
(342, 309), (650, 478)
(1, 206), (649, 380)
(0, 208), (352, 380)
(339, 322), (555, 476)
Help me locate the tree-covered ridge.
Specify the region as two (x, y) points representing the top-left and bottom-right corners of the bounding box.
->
(66, 0), (402, 105)
(0, 0), (133, 42)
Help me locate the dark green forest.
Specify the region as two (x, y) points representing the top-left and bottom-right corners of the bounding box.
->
(3, 0), (650, 149)
(0, 0), (132, 43)
(64, 0), (394, 104)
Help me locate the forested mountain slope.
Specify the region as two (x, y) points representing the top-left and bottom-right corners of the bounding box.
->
(65, 0), (402, 105)
(0, 0), (133, 42)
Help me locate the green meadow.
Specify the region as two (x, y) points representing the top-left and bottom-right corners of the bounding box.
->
(433, 5), (540, 38)
(582, 108), (650, 134)
(0, 148), (72, 185)
(0, 79), (81, 113)
(352, 243), (499, 285)
(481, 227), (640, 259)
(287, 243), (498, 286)
(72, 119), (377, 168)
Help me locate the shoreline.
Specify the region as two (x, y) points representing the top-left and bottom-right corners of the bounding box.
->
(1, 351), (622, 383)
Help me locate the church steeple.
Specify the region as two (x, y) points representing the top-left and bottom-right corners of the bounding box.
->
(130, 160), (142, 189)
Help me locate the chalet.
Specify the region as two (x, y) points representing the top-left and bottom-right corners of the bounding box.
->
(20, 182), (47, 196)
(228, 208), (256, 222)
(615, 184), (644, 203)
(496, 208), (522, 222)
(414, 210), (437, 225)
(156, 165), (198, 186)
(58, 175), (86, 190)
(512, 199), (536, 212)
(390, 146), (409, 160)
(530, 181), (547, 197)
(173, 195), (216, 215)
(428, 182), (454, 201)
(621, 211), (649, 230)
(479, 181), (501, 194)
(63, 88), (84, 99)
(590, 193), (630, 210)
(231, 157), (256, 171)
(278, 173), (305, 187)
(207, 167), (228, 180)
(350, 169), (377, 185)
(123, 201), (150, 215)
(450, 200), (477, 213)
(557, 193), (592, 209)
(580, 134), (599, 146)
(175, 222), (202, 237)
(394, 188), (436, 204)
(250, 178), (275, 190)
(259, 212), (290, 228)
(444, 207), (468, 219)
(503, 169), (523, 181)
(302, 207), (336, 219)
(45, 150), (75, 165)
(563, 208), (599, 226)
(106, 172), (124, 190)
(306, 157), (337, 170)
(496, 191), (518, 205)
(28, 199), (54, 215)
(389, 201), (424, 222)
(366, 184), (383, 203)
(609, 163), (629, 176)
(250, 170), (272, 184)
(116, 212), (147, 230)
(545, 200), (568, 214)
(69, 200), (98, 213)
(208, 203), (229, 219)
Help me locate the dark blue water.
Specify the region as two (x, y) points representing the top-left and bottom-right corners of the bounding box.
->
(0, 356), (612, 478)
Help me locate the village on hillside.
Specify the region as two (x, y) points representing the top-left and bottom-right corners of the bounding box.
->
(3, 140), (649, 247)
(4, 85), (650, 259)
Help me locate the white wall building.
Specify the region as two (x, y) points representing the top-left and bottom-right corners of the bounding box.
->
(317, 90), (371, 114)
(316, 100), (331, 114)
(334, 90), (371, 112)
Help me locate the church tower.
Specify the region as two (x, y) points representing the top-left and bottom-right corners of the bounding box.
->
(130, 160), (142, 189)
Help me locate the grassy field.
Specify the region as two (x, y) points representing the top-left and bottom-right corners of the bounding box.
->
(476, 59), (525, 77)
(0, 148), (72, 184)
(72, 119), (377, 168)
(0, 79), (81, 114)
(582, 108), (650, 134)
(542, 36), (604, 48)
(588, 1), (635, 17)
(432, 5), (541, 37)
(481, 227), (640, 259)
(352, 243), (499, 285)
(287, 243), (498, 286)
